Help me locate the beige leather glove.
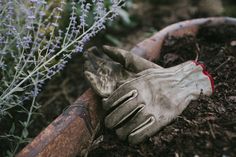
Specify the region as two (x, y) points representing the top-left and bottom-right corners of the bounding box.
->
(83, 46), (160, 97)
(84, 46), (214, 144)
(83, 46), (132, 97)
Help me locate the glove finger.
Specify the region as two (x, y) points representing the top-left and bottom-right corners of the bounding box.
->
(84, 47), (108, 72)
(89, 46), (111, 60)
(84, 60), (96, 74)
(104, 94), (140, 129)
(128, 116), (156, 144)
(84, 71), (115, 97)
(103, 45), (163, 73)
(116, 109), (151, 141)
(103, 87), (138, 111)
(84, 47), (128, 97)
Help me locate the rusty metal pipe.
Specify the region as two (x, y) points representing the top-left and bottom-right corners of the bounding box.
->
(16, 89), (102, 157)
(131, 17), (236, 61)
(17, 17), (236, 157)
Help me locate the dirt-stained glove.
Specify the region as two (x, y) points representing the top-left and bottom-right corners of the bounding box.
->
(84, 46), (214, 144)
(83, 46), (161, 97)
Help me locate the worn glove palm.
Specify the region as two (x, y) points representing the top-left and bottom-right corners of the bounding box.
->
(84, 46), (214, 144)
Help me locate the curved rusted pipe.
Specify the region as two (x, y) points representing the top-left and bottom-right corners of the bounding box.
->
(131, 17), (236, 61)
(16, 89), (102, 157)
(17, 17), (236, 157)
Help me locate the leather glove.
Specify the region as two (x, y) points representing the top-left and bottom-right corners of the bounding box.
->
(83, 46), (161, 97)
(84, 46), (214, 144)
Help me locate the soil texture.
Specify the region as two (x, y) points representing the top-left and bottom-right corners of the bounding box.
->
(86, 24), (236, 157)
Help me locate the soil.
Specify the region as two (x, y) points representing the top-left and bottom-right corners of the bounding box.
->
(86, 25), (236, 157)
(11, 0), (236, 156)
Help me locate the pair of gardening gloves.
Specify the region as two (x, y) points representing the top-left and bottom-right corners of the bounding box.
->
(83, 46), (214, 144)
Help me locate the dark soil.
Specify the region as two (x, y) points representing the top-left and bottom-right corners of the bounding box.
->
(2, 1), (236, 156)
(86, 25), (236, 157)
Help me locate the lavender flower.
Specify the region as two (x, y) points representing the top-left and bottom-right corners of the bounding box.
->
(0, 0), (126, 155)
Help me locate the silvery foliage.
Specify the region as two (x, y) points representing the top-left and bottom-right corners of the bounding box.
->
(0, 0), (125, 155)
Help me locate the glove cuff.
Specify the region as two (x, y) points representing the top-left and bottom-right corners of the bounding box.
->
(169, 61), (214, 99)
(165, 60), (214, 95)
(192, 61), (214, 94)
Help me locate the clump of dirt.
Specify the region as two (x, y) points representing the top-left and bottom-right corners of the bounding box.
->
(87, 25), (236, 157)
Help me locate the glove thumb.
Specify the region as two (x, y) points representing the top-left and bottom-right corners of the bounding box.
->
(103, 45), (163, 73)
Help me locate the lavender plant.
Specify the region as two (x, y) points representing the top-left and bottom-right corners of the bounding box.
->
(0, 0), (125, 156)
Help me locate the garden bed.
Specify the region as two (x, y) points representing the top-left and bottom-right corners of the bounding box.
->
(15, 1), (236, 156)
(86, 24), (236, 157)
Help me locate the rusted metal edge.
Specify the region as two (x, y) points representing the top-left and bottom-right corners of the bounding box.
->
(131, 17), (236, 61)
(17, 17), (236, 157)
(16, 89), (102, 157)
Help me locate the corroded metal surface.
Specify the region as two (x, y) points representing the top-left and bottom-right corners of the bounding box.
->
(17, 17), (236, 157)
(17, 89), (102, 157)
(131, 17), (236, 61)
